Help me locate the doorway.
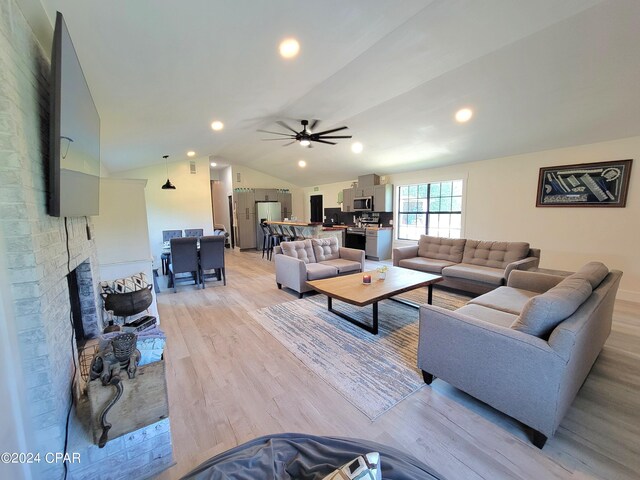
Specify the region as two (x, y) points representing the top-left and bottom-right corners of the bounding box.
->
(310, 195), (323, 223)
(228, 195), (235, 248)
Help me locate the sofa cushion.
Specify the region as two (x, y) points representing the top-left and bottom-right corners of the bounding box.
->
(462, 240), (530, 268)
(456, 304), (519, 328)
(568, 261), (609, 289)
(442, 263), (506, 286)
(417, 235), (466, 263)
(469, 286), (538, 315)
(311, 237), (340, 262)
(305, 262), (339, 281)
(399, 257), (457, 274)
(511, 277), (593, 338)
(281, 240), (316, 264)
(319, 258), (361, 274)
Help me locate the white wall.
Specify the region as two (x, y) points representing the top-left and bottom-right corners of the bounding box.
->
(93, 178), (158, 318)
(113, 158), (214, 266)
(308, 136), (640, 302)
(230, 164), (304, 218)
(301, 180), (355, 222)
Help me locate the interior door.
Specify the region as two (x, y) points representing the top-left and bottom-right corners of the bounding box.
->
(310, 195), (323, 223)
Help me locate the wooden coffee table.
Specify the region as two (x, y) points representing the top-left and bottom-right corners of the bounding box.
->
(307, 266), (442, 334)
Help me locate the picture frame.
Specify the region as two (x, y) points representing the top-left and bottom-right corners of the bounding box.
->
(536, 159), (632, 207)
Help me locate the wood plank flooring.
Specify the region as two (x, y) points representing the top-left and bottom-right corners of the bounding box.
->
(154, 249), (639, 480)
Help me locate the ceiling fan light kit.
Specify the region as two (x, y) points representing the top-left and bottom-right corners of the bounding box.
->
(259, 119), (352, 147)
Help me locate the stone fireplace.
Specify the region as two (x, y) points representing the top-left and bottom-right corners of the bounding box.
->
(0, 1), (173, 478)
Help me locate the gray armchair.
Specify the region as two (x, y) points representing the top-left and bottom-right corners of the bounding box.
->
(169, 237), (200, 292)
(199, 235), (226, 287)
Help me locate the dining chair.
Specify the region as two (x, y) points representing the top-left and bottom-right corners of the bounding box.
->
(184, 228), (204, 238)
(162, 230), (183, 242)
(199, 235), (226, 287)
(169, 237), (200, 292)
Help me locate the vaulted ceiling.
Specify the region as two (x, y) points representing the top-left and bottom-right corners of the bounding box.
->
(39, 0), (640, 186)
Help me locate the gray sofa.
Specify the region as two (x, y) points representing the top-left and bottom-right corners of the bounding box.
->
(274, 238), (365, 298)
(393, 235), (540, 294)
(418, 262), (622, 447)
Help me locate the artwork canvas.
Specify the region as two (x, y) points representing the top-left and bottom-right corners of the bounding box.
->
(536, 159), (632, 207)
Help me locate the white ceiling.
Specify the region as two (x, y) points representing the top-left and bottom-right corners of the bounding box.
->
(39, 0), (640, 186)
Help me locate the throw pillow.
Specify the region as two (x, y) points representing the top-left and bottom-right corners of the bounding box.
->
(322, 452), (381, 480)
(569, 261), (609, 289)
(100, 272), (149, 295)
(511, 277), (592, 338)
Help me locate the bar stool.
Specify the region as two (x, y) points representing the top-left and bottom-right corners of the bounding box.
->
(266, 224), (283, 260)
(259, 223), (271, 259)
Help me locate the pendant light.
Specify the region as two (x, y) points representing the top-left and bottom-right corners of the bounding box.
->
(161, 155), (176, 190)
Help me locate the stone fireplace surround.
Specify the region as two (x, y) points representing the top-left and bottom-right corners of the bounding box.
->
(0, 1), (173, 478)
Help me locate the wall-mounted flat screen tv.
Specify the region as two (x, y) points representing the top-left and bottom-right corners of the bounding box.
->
(48, 11), (100, 217)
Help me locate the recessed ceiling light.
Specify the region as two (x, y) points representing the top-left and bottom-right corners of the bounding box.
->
(455, 108), (473, 123)
(187, 151), (195, 157)
(279, 38), (300, 59)
(299, 139), (310, 147)
(351, 142), (363, 154)
(210, 162), (217, 167)
(298, 160), (306, 168)
(211, 120), (224, 131)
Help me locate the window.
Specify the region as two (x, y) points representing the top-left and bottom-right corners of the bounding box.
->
(397, 180), (463, 240)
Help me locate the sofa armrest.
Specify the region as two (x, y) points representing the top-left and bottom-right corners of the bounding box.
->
(339, 247), (365, 270)
(504, 256), (540, 281)
(507, 270), (566, 293)
(392, 245), (419, 266)
(274, 253), (307, 291)
(418, 304), (565, 435)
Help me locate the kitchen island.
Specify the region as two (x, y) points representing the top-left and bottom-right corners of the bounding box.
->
(264, 221), (346, 246)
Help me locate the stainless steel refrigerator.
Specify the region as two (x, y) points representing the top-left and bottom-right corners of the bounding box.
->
(255, 201), (282, 251)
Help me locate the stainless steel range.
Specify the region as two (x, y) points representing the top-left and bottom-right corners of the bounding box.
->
(345, 214), (380, 249)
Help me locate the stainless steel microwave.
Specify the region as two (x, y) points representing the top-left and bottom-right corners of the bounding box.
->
(353, 196), (373, 211)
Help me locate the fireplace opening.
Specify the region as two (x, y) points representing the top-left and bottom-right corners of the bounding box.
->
(66, 259), (100, 350)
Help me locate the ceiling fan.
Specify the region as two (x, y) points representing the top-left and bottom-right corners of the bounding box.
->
(258, 119), (352, 147)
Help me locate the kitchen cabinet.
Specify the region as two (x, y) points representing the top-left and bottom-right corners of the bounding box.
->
(342, 188), (354, 212)
(235, 191), (256, 249)
(373, 184), (393, 212)
(353, 186), (374, 197)
(365, 228), (392, 261)
(277, 191), (292, 219)
(254, 188), (278, 201)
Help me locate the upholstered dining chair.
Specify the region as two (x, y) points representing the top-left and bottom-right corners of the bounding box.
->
(184, 228), (204, 238)
(169, 237), (200, 292)
(162, 229), (182, 242)
(199, 235), (226, 287)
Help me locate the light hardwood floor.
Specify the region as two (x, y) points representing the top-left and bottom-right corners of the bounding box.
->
(155, 249), (639, 480)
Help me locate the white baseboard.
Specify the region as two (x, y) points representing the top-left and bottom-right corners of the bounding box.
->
(617, 289), (640, 304)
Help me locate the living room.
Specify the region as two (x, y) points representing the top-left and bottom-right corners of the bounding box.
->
(1, 1), (639, 479)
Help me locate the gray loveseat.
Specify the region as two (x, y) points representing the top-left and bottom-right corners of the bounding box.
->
(393, 235), (540, 294)
(418, 262), (622, 447)
(274, 237), (365, 298)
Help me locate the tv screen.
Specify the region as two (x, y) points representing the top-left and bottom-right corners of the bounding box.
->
(49, 11), (100, 217)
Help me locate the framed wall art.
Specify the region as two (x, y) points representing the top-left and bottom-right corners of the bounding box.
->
(536, 159), (632, 207)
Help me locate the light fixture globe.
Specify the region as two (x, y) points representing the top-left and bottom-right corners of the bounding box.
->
(299, 139), (311, 147)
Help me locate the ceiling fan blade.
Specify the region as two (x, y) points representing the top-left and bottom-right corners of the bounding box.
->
(316, 135), (353, 139)
(257, 129), (293, 136)
(309, 119), (321, 131)
(276, 121), (299, 134)
(282, 140), (297, 146)
(261, 137), (295, 141)
(313, 126), (348, 136)
(312, 139), (337, 145)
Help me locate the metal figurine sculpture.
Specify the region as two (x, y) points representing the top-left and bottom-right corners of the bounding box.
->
(90, 332), (141, 447)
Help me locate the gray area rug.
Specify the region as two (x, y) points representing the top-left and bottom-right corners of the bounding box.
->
(249, 289), (471, 420)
